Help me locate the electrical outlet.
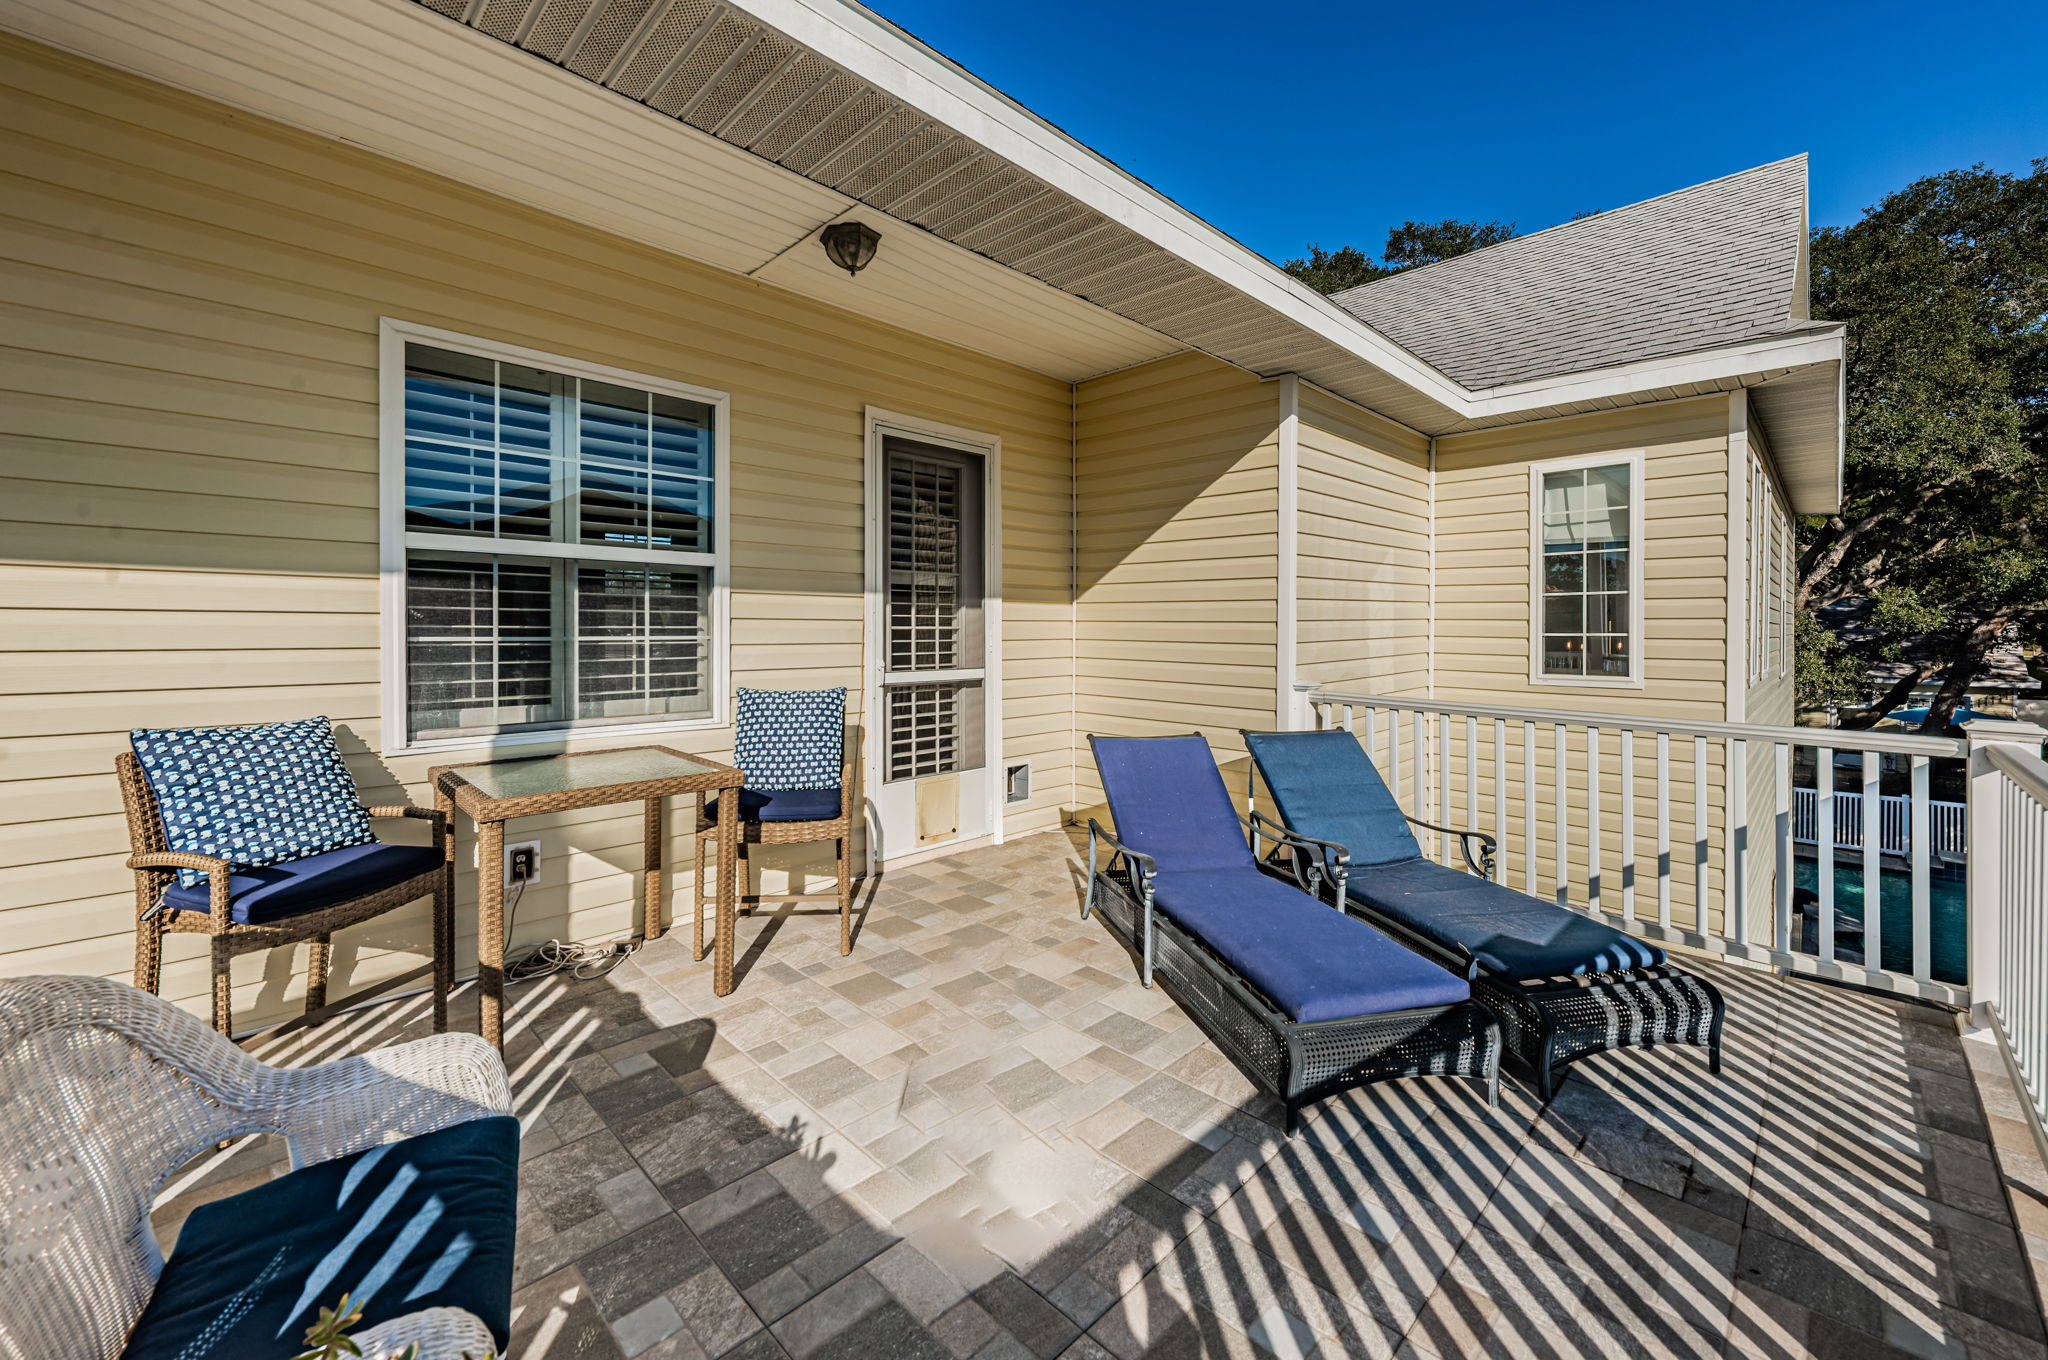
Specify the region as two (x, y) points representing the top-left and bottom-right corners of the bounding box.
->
(506, 840), (541, 886)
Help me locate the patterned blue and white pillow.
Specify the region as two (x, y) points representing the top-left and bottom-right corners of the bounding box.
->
(130, 717), (376, 887)
(732, 688), (846, 791)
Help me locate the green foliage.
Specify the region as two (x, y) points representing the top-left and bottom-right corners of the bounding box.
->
(1799, 160), (2048, 729)
(1277, 243), (1391, 294)
(1280, 220), (1517, 294)
(1381, 219), (1516, 270)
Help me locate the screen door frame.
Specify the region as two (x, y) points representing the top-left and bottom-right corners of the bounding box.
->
(863, 407), (1003, 867)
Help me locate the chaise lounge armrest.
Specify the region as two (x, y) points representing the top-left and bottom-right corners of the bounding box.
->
(1402, 816), (1496, 878)
(1246, 810), (1353, 901)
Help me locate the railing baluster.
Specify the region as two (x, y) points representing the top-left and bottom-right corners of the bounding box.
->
(1861, 749), (1883, 975)
(1360, 705), (1376, 759)
(1774, 742), (1793, 956)
(1587, 725), (1603, 914)
(1438, 711), (1452, 864)
(1493, 718), (1508, 884)
(1554, 722), (1569, 908)
(1523, 720), (1538, 894)
(1465, 714), (1480, 864)
(1389, 712), (1403, 821)
(1911, 754), (1931, 983)
(1693, 735), (1708, 936)
(1818, 749), (1835, 965)
(1729, 736), (1748, 945)
(1412, 709), (1428, 859)
(1655, 730), (1672, 930)
(1620, 728), (1636, 921)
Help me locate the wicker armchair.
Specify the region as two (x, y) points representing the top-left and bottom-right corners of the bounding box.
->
(117, 750), (454, 1038)
(694, 690), (856, 958)
(0, 974), (511, 1360)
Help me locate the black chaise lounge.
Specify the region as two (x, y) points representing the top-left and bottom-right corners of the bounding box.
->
(1242, 728), (1724, 1101)
(1084, 733), (1500, 1134)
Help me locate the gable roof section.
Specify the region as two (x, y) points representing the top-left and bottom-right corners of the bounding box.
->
(1330, 156), (1820, 390)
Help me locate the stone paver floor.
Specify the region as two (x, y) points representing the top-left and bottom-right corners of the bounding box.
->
(156, 830), (2047, 1359)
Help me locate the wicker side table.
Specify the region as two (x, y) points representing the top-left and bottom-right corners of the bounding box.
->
(431, 746), (744, 1048)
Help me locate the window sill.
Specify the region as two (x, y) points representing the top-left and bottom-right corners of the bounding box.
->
(385, 713), (725, 759)
(1526, 675), (1647, 691)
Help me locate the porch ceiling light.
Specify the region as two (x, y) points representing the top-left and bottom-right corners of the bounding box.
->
(820, 220), (881, 277)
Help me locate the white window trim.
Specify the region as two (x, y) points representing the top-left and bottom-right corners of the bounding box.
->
(378, 318), (732, 756)
(1527, 448), (1647, 690)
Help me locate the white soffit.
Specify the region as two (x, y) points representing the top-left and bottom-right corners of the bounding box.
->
(0, 0), (1186, 382)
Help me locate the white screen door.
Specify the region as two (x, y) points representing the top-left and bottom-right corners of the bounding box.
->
(870, 433), (990, 859)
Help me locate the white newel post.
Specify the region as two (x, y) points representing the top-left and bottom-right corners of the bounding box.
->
(1966, 718), (2048, 1021)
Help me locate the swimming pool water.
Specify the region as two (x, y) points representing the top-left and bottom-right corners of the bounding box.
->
(1791, 858), (1966, 985)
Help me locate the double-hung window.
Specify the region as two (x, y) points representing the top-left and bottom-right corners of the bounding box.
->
(1531, 452), (1643, 686)
(384, 323), (727, 747)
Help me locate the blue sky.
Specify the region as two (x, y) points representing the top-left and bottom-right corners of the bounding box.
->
(869, 0), (2048, 263)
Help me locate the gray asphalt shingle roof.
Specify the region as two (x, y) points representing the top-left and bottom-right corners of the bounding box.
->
(1328, 155), (1817, 390)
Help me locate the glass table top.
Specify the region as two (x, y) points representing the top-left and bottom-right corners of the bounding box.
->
(452, 748), (722, 801)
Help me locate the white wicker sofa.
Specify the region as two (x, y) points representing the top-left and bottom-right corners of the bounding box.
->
(0, 975), (515, 1360)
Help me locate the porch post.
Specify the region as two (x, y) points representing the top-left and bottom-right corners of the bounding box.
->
(1966, 718), (2048, 1021)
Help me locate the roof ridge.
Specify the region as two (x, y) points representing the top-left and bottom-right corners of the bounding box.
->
(1328, 153), (1809, 300)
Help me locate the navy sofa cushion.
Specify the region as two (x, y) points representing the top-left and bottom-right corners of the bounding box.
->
(733, 687), (846, 790)
(1243, 729), (1422, 866)
(1348, 856), (1666, 982)
(159, 842), (443, 925)
(130, 717), (376, 888)
(705, 787), (842, 823)
(1089, 735), (1258, 872)
(120, 1115), (518, 1360)
(1151, 868), (1471, 1022)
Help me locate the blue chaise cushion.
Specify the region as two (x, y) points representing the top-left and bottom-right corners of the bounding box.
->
(130, 717), (376, 888)
(1348, 856), (1666, 982)
(1151, 868), (1471, 1022)
(733, 687), (846, 790)
(1089, 734), (1258, 872)
(120, 1115), (519, 1360)
(704, 787), (843, 823)
(1243, 729), (1421, 866)
(158, 842), (443, 925)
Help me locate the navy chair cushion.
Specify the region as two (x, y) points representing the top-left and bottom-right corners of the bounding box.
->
(159, 842), (443, 925)
(120, 1115), (519, 1360)
(1348, 856), (1667, 982)
(1244, 729), (1422, 867)
(1089, 734), (1257, 872)
(704, 787), (843, 823)
(1150, 868), (1470, 1022)
(733, 687), (846, 790)
(130, 717), (376, 889)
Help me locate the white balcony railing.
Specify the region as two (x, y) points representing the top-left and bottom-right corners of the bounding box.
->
(1298, 687), (1975, 1005)
(1790, 788), (1966, 859)
(1973, 738), (2048, 1135)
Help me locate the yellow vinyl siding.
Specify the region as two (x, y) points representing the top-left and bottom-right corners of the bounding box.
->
(1417, 398), (1738, 936)
(1072, 353), (1281, 814)
(1294, 386), (1432, 697)
(1433, 396), (1732, 718)
(0, 35), (1075, 1027)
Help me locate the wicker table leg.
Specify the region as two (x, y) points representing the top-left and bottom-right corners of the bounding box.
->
(477, 816), (506, 1050)
(643, 797), (666, 943)
(714, 788), (738, 995)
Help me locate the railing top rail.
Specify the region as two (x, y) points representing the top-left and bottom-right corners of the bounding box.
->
(1987, 743), (2048, 808)
(1300, 686), (1970, 758)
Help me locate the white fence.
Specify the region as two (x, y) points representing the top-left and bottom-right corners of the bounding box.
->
(1790, 788), (1966, 859)
(1301, 688), (1973, 1004)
